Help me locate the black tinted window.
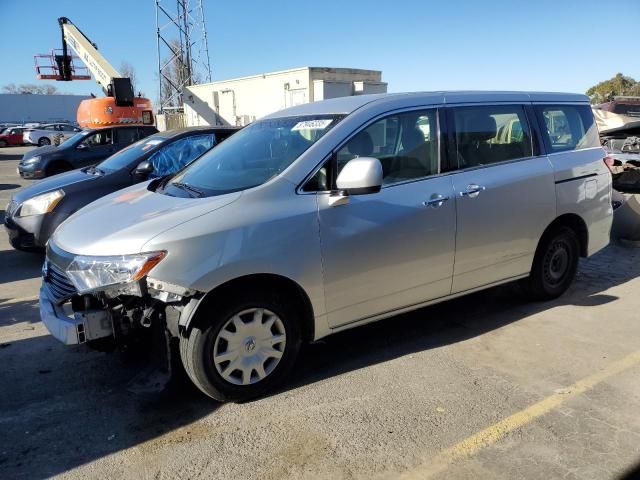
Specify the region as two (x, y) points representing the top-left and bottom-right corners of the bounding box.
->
(535, 105), (599, 153)
(451, 105), (533, 169)
(115, 128), (139, 145)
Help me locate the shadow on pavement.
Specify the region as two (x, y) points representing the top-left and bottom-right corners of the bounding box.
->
(286, 245), (635, 393)
(0, 297), (40, 326)
(0, 248), (44, 285)
(0, 245), (637, 478)
(0, 152), (25, 162)
(0, 184), (21, 191)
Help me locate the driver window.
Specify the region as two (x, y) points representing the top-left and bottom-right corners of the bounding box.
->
(303, 109), (439, 192)
(80, 130), (113, 147)
(148, 134), (216, 177)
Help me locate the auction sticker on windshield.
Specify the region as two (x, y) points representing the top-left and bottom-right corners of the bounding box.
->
(291, 119), (333, 131)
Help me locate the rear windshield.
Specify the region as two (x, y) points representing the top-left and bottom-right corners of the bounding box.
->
(162, 115), (343, 197)
(613, 103), (640, 117)
(97, 135), (167, 172)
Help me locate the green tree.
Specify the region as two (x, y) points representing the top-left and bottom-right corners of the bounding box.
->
(586, 73), (640, 104)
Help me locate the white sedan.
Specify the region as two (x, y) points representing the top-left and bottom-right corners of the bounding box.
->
(23, 123), (82, 146)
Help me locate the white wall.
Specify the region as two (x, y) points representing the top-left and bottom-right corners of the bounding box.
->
(0, 94), (90, 123)
(183, 67), (387, 127)
(184, 68), (311, 127)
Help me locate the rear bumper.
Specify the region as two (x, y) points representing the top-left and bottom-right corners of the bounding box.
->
(39, 286), (113, 345)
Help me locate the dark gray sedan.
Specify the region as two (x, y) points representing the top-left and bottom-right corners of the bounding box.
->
(5, 126), (239, 250)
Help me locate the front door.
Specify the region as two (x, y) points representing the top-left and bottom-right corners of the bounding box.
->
(76, 129), (116, 166)
(315, 108), (457, 327)
(447, 104), (556, 293)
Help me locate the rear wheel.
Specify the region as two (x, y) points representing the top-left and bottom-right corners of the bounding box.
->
(180, 290), (302, 402)
(38, 137), (51, 146)
(521, 226), (580, 300)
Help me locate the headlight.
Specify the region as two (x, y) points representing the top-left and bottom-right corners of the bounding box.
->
(23, 156), (41, 165)
(18, 190), (64, 217)
(66, 251), (166, 293)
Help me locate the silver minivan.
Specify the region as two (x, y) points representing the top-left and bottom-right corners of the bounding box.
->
(39, 92), (612, 401)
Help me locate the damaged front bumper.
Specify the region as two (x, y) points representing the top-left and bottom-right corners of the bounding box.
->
(39, 285), (113, 345)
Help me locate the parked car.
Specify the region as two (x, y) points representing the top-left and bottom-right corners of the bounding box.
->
(38, 92), (612, 402)
(17, 125), (158, 179)
(23, 123), (82, 146)
(0, 126), (27, 147)
(5, 127), (236, 250)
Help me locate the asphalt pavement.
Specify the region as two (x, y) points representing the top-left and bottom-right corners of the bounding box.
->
(1, 145), (640, 479)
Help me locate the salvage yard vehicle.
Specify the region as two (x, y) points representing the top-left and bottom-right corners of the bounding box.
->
(23, 123), (81, 146)
(5, 127), (237, 250)
(38, 91), (612, 402)
(17, 125), (158, 179)
(0, 126), (27, 147)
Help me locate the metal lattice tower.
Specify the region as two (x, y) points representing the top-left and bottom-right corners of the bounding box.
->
(155, 0), (212, 113)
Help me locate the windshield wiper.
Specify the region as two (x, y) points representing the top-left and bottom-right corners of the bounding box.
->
(170, 182), (204, 197)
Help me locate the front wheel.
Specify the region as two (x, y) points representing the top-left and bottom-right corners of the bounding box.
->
(180, 292), (302, 402)
(521, 226), (580, 300)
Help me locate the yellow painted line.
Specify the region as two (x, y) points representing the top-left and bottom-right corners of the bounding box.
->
(400, 349), (640, 480)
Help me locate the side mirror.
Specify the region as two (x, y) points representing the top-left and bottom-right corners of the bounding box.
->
(134, 160), (154, 175)
(77, 143), (88, 150)
(336, 157), (383, 195)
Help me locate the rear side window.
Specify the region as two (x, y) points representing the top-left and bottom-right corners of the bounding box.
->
(535, 105), (599, 153)
(450, 105), (533, 169)
(115, 128), (138, 145)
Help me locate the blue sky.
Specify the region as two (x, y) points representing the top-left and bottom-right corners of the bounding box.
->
(1, 0), (638, 103)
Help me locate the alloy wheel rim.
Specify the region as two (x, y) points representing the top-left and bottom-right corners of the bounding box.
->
(213, 308), (286, 386)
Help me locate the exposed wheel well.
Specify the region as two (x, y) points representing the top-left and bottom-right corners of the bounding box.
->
(186, 273), (315, 342)
(46, 160), (72, 174)
(541, 214), (589, 257)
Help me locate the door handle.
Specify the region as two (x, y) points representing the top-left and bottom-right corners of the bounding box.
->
(459, 184), (486, 198)
(423, 193), (450, 208)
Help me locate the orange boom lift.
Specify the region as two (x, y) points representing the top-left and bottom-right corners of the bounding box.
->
(34, 17), (154, 129)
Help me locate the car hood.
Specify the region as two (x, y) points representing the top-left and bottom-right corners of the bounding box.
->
(51, 182), (242, 256)
(11, 169), (97, 204)
(22, 145), (60, 161)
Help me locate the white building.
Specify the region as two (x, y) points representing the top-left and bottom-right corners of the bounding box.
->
(0, 94), (90, 124)
(182, 67), (387, 127)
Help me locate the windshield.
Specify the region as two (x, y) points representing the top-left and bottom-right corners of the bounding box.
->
(164, 115), (342, 197)
(97, 135), (167, 172)
(58, 130), (90, 148)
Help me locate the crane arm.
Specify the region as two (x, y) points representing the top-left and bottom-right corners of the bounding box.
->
(59, 17), (120, 96)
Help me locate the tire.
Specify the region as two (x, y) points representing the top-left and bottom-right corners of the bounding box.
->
(180, 289), (302, 402)
(521, 226), (580, 301)
(0, 140), (7, 147)
(38, 137), (51, 146)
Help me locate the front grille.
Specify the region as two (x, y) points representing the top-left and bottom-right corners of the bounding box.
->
(44, 260), (77, 304)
